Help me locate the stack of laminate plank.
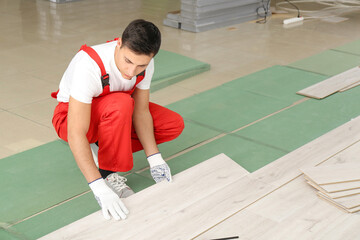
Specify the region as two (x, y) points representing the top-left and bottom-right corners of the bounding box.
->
(163, 0), (267, 32)
(301, 163), (360, 213)
(297, 66), (360, 99)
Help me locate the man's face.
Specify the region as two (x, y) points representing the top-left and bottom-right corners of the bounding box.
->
(114, 39), (153, 80)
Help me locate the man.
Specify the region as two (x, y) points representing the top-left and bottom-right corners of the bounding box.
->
(51, 19), (184, 221)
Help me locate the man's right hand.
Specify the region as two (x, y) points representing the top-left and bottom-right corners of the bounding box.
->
(89, 178), (129, 220)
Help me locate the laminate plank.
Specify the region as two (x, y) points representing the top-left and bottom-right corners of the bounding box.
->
(252, 199), (358, 240)
(301, 163), (360, 185)
(306, 180), (360, 198)
(244, 177), (317, 222)
(326, 189), (360, 199)
(192, 209), (277, 240)
(318, 192), (360, 209)
(318, 192), (360, 213)
(339, 80), (360, 92)
(317, 214), (360, 240)
(316, 180), (360, 193)
(296, 66), (360, 99)
(40, 153), (249, 240)
(317, 140), (360, 166)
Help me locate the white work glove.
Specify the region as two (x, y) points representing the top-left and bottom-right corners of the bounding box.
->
(147, 152), (172, 183)
(89, 177), (129, 220)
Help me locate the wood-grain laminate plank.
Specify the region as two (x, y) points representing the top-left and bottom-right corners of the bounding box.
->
(318, 192), (360, 213)
(318, 192), (360, 210)
(339, 80), (360, 92)
(297, 66), (360, 99)
(317, 181), (360, 193)
(301, 163), (360, 185)
(307, 180), (360, 198)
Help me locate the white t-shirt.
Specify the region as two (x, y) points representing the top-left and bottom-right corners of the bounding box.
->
(56, 41), (154, 103)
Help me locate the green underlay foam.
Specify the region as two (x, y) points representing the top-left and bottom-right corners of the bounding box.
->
(0, 140), (88, 224)
(0, 229), (21, 240)
(151, 50), (210, 92)
(333, 39), (360, 56)
(287, 49), (360, 76)
(236, 85), (360, 153)
(166, 85), (290, 133)
(221, 65), (327, 102)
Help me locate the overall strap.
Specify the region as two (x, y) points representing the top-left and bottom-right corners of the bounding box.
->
(79, 44), (110, 90)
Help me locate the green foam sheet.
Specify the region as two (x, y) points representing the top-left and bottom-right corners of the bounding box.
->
(152, 50), (210, 92)
(288, 50), (360, 76)
(10, 173), (154, 240)
(10, 193), (98, 240)
(235, 85), (360, 152)
(222, 65), (327, 102)
(0, 229), (21, 240)
(166, 85), (290, 133)
(0, 140), (88, 224)
(333, 39), (360, 56)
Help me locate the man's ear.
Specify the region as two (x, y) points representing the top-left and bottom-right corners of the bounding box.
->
(117, 38), (122, 48)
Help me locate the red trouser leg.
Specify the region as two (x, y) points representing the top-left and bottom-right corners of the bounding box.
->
(131, 102), (185, 153)
(52, 92), (184, 172)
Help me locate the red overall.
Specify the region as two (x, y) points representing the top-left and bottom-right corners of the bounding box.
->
(51, 44), (184, 172)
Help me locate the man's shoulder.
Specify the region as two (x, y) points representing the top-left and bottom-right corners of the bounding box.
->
(70, 50), (99, 72)
(91, 41), (117, 54)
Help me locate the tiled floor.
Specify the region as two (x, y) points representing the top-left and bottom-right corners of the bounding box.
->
(0, 0), (359, 159)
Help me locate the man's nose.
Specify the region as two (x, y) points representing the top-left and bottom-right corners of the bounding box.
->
(128, 65), (137, 76)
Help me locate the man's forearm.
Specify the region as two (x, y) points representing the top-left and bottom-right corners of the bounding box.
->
(68, 134), (101, 183)
(133, 109), (159, 156)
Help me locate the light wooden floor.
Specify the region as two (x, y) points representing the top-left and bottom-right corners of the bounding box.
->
(41, 117), (360, 239)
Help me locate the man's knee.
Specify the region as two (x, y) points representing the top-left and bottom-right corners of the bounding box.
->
(173, 112), (185, 137)
(100, 93), (134, 120)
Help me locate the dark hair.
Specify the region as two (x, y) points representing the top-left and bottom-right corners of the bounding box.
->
(121, 19), (161, 56)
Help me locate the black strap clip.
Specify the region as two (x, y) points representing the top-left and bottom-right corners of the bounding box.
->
(101, 74), (110, 88)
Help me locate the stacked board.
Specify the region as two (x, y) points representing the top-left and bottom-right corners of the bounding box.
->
(163, 0), (268, 32)
(301, 163), (360, 213)
(297, 66), (360, 99)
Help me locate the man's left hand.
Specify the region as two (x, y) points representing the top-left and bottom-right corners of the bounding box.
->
(147, 153), (172, 183)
